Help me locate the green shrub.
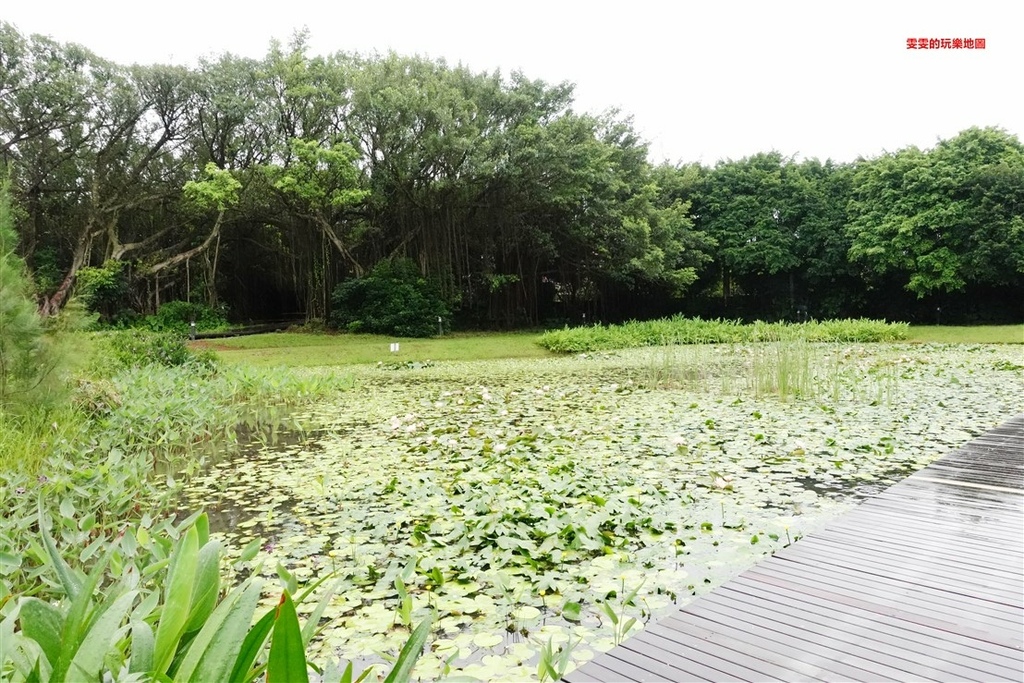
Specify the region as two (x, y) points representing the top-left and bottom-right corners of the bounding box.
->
(146, 300), (229, 335)
(75, 260), (128, 321)
(537, 316), (909, 353)
(330, 259), (449, 337)
(91, 329), (217, 374)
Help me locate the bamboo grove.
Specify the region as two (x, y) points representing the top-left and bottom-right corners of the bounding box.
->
(2, 24), (1022, 327)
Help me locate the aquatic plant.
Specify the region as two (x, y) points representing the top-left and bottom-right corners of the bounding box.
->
(0, 510), (431, 682)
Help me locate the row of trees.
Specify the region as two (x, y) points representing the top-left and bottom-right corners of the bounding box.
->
(2, 23), (1021, 327)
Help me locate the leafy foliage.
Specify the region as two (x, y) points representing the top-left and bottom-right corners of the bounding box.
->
(537, 316), (909, 353)
(2, 19), (1020, 324)
(91, 329), (216, 372)
(0, 181), (64, 410)
(330, 259), (450, 337)
(848, 127), (1024, 297)
(74, 260), (129, 321)
(145, 300), (229, 335)
(0, 511), (432, 683)
(174, 343), (1021, 679)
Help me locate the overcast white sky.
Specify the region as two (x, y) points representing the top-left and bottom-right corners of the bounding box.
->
(5, 0), (1022, 165)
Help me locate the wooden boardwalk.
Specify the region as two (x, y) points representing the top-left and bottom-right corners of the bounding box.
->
(564, 415), (1024, 683)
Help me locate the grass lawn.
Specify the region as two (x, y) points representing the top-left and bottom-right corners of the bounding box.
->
(196, 331), (553, 366)
(194, 324), (1023, 367)
(906, 325), (1023, 344)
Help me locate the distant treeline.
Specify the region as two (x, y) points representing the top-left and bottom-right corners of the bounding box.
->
(1, 23), (1021, 326)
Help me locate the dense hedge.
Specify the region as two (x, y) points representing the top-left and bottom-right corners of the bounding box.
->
(537, 316), (909, 353)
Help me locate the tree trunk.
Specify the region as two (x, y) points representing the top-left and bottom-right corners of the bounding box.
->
(205, 232), (221, 307)
(38, 227), (96, 317)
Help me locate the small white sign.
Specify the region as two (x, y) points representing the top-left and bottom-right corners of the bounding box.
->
(390, 343), (400, 353)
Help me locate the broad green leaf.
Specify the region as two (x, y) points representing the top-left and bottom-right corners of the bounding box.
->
(236, 538), (262, 564)
(129, 619), (155, 674)
(300, 580), (340, 648)
(185, 540), (223, 633)
(52, 542), (114, 683)
(382, 613), (433, 683)
(0, 551), (22, 570)
(195, 513), (210, 548)
(66, 589), (137, 681)
(153, 524), (199, 674)
(228, 606), (275, 683)
(275, 563), (298, 597)
(38, 506), (82, 601)
(18, 598), (64, 670)
(266, 592), (309, 683)
(472, 632), (502, 648)
(175, 578), (262, 683)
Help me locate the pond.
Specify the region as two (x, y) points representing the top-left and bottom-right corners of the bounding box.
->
(179, 342), (1023, 681)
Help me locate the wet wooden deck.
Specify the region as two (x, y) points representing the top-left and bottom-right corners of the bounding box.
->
(564, 415), (1024, 682)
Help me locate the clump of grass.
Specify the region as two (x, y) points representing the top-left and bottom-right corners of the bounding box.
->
(76, 362), (349, 473)
(747, 339), (816, 400)
(0, 406), (89, 474)
(538, 316), (909, 353)
(638, 339), (901, 404)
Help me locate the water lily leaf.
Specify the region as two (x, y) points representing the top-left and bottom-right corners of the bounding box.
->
(472, 632), (503, 648)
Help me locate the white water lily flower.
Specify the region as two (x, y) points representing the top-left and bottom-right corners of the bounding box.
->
(494, 442), (508, 453)
(712, 476), (734, 490)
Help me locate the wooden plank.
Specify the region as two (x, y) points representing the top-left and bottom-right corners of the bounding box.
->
(564, 415), (1024, 682)
(825, 514), (1024, 558)
(846, 494), (1024, 527)
(679, 598), (968, 681)
(721, 578), (1024, 678)
(806, 526), (1024, 574)
(772, 536), (1023, 602)
(651, 616), (878, 681)
(745, 565), (1024, 638)
(743, 562), (1024, 649)
(590, 650), (677, 682)
(563, 658), (632, 683)
(708, 586), (1019, 681)
(605, 643), (739, 682)
(630, 626), (816, 682)
(767, 552), (1024, 624)
(771, 539), (1023, 603)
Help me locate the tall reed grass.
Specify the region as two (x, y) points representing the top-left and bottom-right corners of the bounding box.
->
(638, 338), (900, 404)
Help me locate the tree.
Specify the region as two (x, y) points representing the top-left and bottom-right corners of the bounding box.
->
(699, 152), (800, 313)
(143, 163), (242, 306)
(0, 179), (45, 406)
(848, 127), (1024, 298)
